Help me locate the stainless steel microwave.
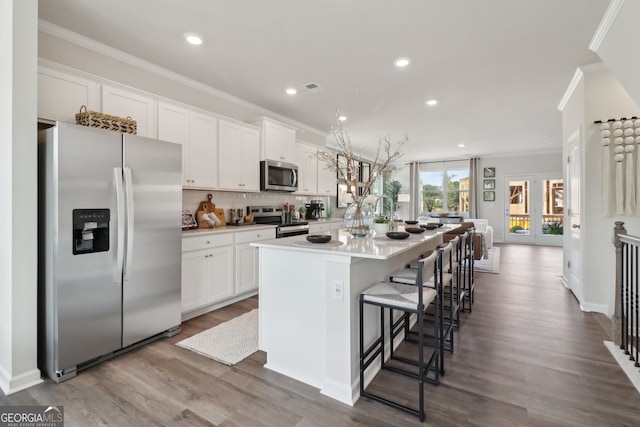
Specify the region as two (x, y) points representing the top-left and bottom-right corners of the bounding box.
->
(260, 160), (298, 192)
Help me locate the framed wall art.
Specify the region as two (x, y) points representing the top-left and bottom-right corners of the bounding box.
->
(483, 179), (495, 190)
(483, 191), (495, 202)
(484, 167), (495, 178)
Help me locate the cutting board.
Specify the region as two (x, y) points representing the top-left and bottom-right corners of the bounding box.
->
(196, 194), (226, 228)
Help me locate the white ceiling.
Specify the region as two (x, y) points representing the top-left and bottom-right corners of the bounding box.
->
(38, 0), (610, 162)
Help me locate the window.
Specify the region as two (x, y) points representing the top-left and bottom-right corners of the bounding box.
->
(419, 161), (470, 214)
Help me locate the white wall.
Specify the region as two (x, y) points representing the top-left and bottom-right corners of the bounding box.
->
(0, 0), (42, 395)
(561, 67), (640, 315)
(593, 0), (640, 110)
(477, 152), (563, 243)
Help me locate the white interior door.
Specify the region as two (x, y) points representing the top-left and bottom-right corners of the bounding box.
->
(567, 129), (582, 302)
(504, 175), (534, 243)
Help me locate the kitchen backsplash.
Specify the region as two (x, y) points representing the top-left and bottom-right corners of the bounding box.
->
(183, 190), (342, 223)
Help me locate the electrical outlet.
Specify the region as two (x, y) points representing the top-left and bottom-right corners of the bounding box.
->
(333, 280), (344, 300)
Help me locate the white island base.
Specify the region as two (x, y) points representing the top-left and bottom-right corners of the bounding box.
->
(253, 228), (445, 406)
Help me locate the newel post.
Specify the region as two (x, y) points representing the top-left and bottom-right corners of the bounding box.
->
(613, 221), (627, 346)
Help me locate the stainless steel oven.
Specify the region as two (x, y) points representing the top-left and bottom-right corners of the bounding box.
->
(247, 205), (309, 238)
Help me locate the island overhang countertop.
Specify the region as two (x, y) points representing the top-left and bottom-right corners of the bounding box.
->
(252, 226), (451, 406)
(251, 226), (455, 259)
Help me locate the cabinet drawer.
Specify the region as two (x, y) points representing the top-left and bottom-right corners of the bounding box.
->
(235, 228), (276, 244)
(182, 233), (234, 252)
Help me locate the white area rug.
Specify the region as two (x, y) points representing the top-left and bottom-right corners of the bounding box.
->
(474, 247), (500, 274)
(604, 340), (640, 395)
(177, 309), (258, 366)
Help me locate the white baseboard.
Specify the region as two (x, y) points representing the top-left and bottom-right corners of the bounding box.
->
(0, 365), (43, 396)
(604, 340), (640, 396)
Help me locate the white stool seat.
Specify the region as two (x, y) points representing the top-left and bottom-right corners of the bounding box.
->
(362, 282), (437, 310)
(390, 268), (453, 287)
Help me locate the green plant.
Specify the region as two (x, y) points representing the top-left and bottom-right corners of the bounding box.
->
(512, 225), (523, 233)
(383, 179), (402, 213)
(546, 223), (564, 235)
(374, 215), (390, 224)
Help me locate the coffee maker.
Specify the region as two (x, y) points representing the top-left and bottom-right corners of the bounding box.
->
(305, 200), (324, 220)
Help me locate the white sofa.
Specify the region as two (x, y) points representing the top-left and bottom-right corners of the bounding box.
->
(467, 219), (493, 249)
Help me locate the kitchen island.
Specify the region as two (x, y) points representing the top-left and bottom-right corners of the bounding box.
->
(252, 227), (447, 406)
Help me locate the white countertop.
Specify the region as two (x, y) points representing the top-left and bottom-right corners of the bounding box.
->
(182, 224), (276, 237)
(252, 226), (452, 260)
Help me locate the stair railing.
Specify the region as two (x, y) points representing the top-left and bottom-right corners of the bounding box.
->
(613, 221), (640, 371)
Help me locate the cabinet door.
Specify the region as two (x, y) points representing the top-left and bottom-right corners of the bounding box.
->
(189, 112), (218, 189)
(317, 149), (337, 195)
(235, 242), (258, 294)
(38, 66), (98, 123)
(240, 127), (260, 191)
(218, 120), (244, 190)
(208, 245), (235, 303)
(102, 85), (157, 138)
(295, 144), (317, 195)
(181, 250), (211, 312)
(158, 102), (190, 186)
(264, 121), (295, 162)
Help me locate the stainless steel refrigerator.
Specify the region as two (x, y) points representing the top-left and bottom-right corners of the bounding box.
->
(38, 122), (182, 383)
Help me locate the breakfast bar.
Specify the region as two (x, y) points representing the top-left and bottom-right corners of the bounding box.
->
(252, 227), (447, 406)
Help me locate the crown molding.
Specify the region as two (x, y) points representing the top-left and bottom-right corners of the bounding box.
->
(557, 67), (584, 111)
(589, 0), (626, 53)
(38, 19), (327, 139)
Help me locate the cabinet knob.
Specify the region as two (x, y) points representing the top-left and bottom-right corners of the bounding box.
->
(206, 240), (210, 244)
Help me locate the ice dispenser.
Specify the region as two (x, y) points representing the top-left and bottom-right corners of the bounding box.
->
(72, 209), (110, 255)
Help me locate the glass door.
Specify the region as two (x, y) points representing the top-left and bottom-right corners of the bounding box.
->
(504, 174), (564, 245)
(536, 174), (563, 246)
(504, 175), (534, 243)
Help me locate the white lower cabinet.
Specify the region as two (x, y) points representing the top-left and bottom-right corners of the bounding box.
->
(181, 234), (234, 313)
(235, 228), (275, 294)
(181, 227), (275, 317)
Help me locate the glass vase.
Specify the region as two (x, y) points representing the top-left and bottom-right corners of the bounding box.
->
(343, 196), (374, 237)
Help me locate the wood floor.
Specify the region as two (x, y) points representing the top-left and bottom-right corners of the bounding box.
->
(3, 244), (640, 426)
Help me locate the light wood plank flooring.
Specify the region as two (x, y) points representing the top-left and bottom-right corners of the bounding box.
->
(2, 244), (640, 426)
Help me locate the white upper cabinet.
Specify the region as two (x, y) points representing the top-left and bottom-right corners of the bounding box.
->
(102, 85), (157, 138)
(158, 101), (218, 189)
(295, 142), (318, 195)
(218, 119), (260, 192)
(158, 102), (189, 185)
(189, 112), (218, 189)
(317, 148), (337, 196)
(255, 117), (296, 163)
(38, 66), (99, 123)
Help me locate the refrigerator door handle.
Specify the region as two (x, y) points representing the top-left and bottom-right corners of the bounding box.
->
(114, 167), (125, 283)
(123, 167), (135, 281)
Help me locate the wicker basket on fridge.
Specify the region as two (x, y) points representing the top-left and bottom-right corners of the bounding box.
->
(75, 105), (137, 134)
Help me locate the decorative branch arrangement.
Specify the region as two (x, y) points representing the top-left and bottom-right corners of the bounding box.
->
(315, 111), (407, 197)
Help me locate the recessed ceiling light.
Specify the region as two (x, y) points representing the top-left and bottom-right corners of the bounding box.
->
(338, 116), (347, 122)
(185, 34), (203, 45)
(458, 143), (465, 148)
(425, 99), (438, 106)
(285, 88), (297, 95)
(394, 57), (411, 68)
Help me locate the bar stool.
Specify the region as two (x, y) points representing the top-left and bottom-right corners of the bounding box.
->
(390, 241), (455, 354)
(359, 251), (441, 422)
(462, 228), (475, 312)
